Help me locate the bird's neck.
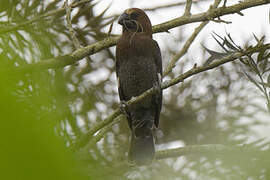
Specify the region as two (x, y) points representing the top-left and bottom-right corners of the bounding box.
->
(122, 31), (152, 39)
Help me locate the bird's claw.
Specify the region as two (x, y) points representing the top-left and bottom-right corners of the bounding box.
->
(153, 75), (162, 95)
(119, 100), (130, 118)
(153, 128), (164, 139)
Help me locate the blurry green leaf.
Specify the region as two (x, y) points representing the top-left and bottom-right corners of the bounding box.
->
(0, 70), (87, 180)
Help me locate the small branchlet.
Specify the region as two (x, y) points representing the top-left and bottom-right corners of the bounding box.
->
(242, 35), (270, 112)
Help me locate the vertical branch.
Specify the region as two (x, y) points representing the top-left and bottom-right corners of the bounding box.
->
(184, 0), (192, 16)
(223, 0), (227, 7)
(65, 0), (93, 69)
(65, 0), (81, 49)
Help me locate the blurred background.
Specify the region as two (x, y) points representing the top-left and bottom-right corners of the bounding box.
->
(0, 0), (269, 179)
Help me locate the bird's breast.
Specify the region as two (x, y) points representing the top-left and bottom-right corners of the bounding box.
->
(119, 56), (157, 99)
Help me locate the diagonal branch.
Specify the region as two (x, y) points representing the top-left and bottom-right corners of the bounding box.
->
(164, 0), (222, 76)
(18, 0), (270, 71)
(163, 21), (208, 76)
(70, 43), (270, 151)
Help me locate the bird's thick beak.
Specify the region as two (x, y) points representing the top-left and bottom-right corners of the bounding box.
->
(118, 13), (130, 25)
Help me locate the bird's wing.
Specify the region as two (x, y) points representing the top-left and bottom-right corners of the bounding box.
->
(152, 40), (163, 128)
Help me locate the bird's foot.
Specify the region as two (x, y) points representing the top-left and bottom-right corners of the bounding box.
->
(153, 81), (162, 94)
(153, 128), (164, 139)
(119, 100), (130, 118)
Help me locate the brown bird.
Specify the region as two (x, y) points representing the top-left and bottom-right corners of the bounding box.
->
(116, 8), (162, 164)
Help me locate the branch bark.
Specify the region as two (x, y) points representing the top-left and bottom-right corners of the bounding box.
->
(70, 43), (270, 151)
(19, 0), (270, 71)
(155, 144), (267, 159)
(184, 0), (192, 16)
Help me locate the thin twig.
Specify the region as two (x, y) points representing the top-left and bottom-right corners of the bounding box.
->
(88, 115), (124, 146)
(164, 21), (209, 76)
(210, 18), (232, 24)
(144, 0), (208, 12)
(164, 0), (222, 76)
(65, 0), (94, 67)
(153, 0), (267, 34)
(223, 0), (228, 7)
(155, 144), (266, 159)
(184, 0), (192, 16)
(65, 0), (81, 49)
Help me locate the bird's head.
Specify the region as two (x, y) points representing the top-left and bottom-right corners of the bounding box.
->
(118, 8), (152, 36)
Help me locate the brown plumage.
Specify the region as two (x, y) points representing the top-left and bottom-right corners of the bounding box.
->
(116, 8), (162, 164)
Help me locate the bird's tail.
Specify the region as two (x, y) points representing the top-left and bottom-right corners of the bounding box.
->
(129, 131), (155, 165)
(128, 111), (155, 165)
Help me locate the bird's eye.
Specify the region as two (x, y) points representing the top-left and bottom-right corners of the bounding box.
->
(130, 12), (139, 20)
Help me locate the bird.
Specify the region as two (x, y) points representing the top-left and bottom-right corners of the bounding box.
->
(115, 8), (162, 164)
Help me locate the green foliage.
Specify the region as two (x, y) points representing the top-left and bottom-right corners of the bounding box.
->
(0, 70), (87, 180)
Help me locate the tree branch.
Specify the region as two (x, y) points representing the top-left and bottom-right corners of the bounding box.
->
(184, 0), (192, 16)
(18, 0), (270, 71)
(142, 0), (209, 12)
(153, 0), (269, 34)
(163, 21), (208, 76)
(65, 0), (81, 49)
(164, 0), (222, 75)
(155, 144), (267, 159)
(70, 43), (270, 151)
(19, 36), (118, 71)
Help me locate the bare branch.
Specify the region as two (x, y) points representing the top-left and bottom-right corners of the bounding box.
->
(65, 0), (81, 49)
(153, 0), (268, 34)
(106, 0), (210, 19)
(143, 0), (209, 12)
(87, 115), (124, 147)
(156, 144), (267, 159)
(65, 0), (94, 67)
(163, 21), (208, 76)
(184, 0), (192, 16)
(164, 0), (222, 76)
(210, 17), (232, 24)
